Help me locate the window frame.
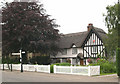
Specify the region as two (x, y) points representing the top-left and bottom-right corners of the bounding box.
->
(72, 48), (77, 54)
(91, 46), (97, 54)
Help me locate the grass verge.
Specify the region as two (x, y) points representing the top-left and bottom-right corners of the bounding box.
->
(100, 73), (117, 75)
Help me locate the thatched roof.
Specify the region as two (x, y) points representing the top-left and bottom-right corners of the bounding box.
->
(59, 27), (107, 48)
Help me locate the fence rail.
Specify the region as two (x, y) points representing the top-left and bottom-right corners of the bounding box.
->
(54, 65), (100, 76)
(0, 64), (50, 73)
(0, 64), (100, 76)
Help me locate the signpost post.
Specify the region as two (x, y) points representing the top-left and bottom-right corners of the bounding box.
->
(12, 50), (25, 72)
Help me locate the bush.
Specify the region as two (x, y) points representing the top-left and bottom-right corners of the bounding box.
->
(50, 64), (55, 73)
(89, 59), (116, 74)
(116, 48), (120, 77)
(87, 58), (93, 64)
(50, 63), (71, 73)
(58, 62), (71, 66)
(30, 56), (50, 65)
(100, 62), (116, 73)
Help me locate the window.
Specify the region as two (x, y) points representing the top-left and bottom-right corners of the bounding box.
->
(61, 49), (67, 55)
(72, 48), (77, 54)
(92, 46), (97, 53)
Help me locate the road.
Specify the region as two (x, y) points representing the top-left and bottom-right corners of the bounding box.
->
(1, 70), (120, 82)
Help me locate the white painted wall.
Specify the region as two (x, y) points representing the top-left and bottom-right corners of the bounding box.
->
(53, 48), (83, 58)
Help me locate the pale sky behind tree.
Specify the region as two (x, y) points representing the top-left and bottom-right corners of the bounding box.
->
(0, 0), (118, 34)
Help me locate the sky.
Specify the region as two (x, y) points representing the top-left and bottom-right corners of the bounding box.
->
(0, 0), (118, 34)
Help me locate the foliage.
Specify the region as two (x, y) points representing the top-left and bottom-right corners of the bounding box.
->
(104, 3), (120, 57)
(50, 63), (71, 73)
(104, 2), (120, 77)
(50, 63), (56, 73)
(87, 58), (93, 64)
(22, 52), (28, 64)
(116, 48), (120, 77)
(29, 56), (50, 65)
(104, 29), (118, 57)
(2, 2), (60, 57)
(2, 56), (20, 64)
(89, 59), (116, 74)
(96, 58), (101, 62)
(105, 4), (119, 31)
(57, 62), (71, 66)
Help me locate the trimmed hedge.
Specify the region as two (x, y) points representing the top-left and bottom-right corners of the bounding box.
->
(50, 63), (71, 73)
(30, 56), (50, 65)
(116, 48), (120, 77)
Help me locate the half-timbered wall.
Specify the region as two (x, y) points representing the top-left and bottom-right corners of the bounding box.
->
(83, 32), (105, 58)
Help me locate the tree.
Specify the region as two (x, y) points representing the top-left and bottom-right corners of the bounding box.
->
(104, 2), (120, 77)
(104, 3), (120, 57)
(2, 2), (60, 58)
(116, 48), (120, 77)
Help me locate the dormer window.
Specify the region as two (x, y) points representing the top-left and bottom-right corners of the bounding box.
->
(72, 44), (76, 48)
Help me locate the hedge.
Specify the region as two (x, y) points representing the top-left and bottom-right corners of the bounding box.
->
(30, 56), (50, 65)
(116, 48), (120, 77)
(50, 63), (71, 73)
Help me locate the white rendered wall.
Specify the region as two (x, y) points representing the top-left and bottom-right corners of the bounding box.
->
(53, 48), (83, 58)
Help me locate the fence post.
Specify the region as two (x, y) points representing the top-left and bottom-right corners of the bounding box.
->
(88, 66), (91, 76)
(35, 65), (37, 72)
(71, 65), (73, 74)
(54, 65), (56, 73)
(48, 65), (50, 73)
(98, 66), (100, 75)
(36, 65), (38, 72)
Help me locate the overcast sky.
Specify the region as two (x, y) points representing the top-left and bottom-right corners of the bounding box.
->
(1, 0), (118, 34)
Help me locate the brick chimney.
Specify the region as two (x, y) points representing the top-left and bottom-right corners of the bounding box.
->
(87, 23), (93, 31)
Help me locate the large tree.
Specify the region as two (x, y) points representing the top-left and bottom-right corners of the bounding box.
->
(104, 3), (120, 57)
(104, 2), (120, 77)
(2, 2), (60, 57)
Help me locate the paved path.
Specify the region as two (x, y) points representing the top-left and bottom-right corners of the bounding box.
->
(1, 70), (120, 82)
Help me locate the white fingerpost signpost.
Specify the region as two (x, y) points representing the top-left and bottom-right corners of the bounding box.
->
(12, 49), (25, 72)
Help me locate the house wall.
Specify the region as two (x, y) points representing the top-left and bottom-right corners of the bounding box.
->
(53, 48), (83, 58)
(83, 33), (106, 58)
(50, 48), (83, 65)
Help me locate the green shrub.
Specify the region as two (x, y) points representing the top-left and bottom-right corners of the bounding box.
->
(58, 62), (71, 66)
(50, 63), (71, 73)
(116, 48), (120, 77)
(50, 64), (56, 73)
(87, 58), (93, 64)
(89, 59), (116, 74)
(100, 62), (116, 73)
(30, 56), (50, 65)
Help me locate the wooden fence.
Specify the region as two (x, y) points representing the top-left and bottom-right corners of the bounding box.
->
(0, 64), (100, 76)
(0, 64), (50, 73)
(54, 65), (100, 76)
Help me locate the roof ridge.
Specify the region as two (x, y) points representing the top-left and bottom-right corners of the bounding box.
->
(62, 31), (87, 37)
(93, 27), (106, 34)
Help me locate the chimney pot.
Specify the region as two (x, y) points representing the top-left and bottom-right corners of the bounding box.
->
(87, 23), (93, 31)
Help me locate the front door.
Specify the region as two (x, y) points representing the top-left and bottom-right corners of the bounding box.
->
(80, 59), (84, 65)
